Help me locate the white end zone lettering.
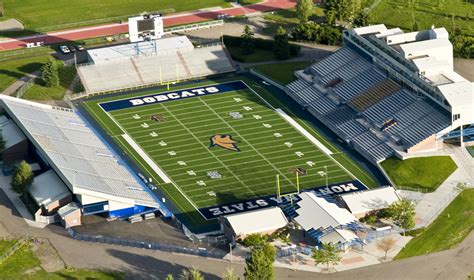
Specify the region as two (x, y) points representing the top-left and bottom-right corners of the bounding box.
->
(205, 87), (219, 93)
(130, 99), (144, 106)
(167, 93), (181, 99)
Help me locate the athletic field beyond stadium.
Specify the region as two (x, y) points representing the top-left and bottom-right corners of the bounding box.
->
(82, 78), (368, 231)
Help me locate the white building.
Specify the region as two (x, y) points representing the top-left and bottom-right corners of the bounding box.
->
(337, 186), (400, 218)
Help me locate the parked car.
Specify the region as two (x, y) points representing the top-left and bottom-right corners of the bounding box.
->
(68, 45), (77, 52)
(59, 45), (70, 54)
(76, 45), (85, 51)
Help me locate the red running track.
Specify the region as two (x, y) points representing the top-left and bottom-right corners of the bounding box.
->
(0, 0), (296, 51)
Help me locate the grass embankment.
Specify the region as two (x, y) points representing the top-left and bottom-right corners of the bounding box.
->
(0, 55), (50, 92)
(395, 189), (474, 259)
(381, 156), (457, 192)
(0, 240), (124, 279)
(254, 61), (313, 85)
(22, 63), (77, 100)
(369, 0), (474, 35)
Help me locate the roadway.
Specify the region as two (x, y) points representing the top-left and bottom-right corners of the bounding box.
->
(0, 0), (296, 51)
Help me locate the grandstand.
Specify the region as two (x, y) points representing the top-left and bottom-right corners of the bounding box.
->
(286, 25), (473, 164)
(0, 95), (170, 219)
(77, 36), (235, 94)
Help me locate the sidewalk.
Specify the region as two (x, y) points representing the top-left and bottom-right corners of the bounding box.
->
(412, 146), (474, 227)
(0, 175), (47, 228)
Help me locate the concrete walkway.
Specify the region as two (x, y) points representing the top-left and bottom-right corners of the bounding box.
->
(1, 70), (40, 96)
(410, 146), (474, 227)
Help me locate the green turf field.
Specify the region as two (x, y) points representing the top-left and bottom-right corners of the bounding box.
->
(103, 82), (352, 208)
(82, 77), (377, 230)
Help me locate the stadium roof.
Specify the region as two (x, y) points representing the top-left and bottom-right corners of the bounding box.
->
(87, 36), (194, 63)
(224, 207), (288, 237)
(0, 95), (159, 208)
(29, 170), (70, 207)
(338, 186), (400, 216)
(294, 192), (356, 231)
(0, 115), (26, 150)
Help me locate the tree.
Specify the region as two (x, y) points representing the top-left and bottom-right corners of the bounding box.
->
(387, 199), (416, 233)
(179, 267), (204, 280)
(222, 267), (239, 280)
(325, 9), (337, 25)
(273, 26), (291, 60)
(324, 0), (351, 22)
(352, 10), (369, 27)
(241, 25), (255, 55)
(166, 274), (175, 280)
(11, 160), (34, 194)
(241, 233), (268, 247)
(376, 237), (397, 260)
(41, 58), (59, 87)
(296, 0), (314, 24)
(312, 242), (341, 273)
(244, 243), (275, 280)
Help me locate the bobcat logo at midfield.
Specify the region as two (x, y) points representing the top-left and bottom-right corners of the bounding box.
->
(209, 134), (240, 152)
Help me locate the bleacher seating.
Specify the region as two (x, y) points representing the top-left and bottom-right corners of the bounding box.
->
(362, 89), (416, 125)
(349, 79), (401, 112)
(310, 48), (360, 77)
(333, 68), (386, 101)
(336, 120), (368, 141)
(285, 45), (453, 163)
(352, 132), (394, 162)
(320, 57), (372, 86)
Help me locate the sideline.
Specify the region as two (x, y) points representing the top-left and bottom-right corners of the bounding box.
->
(121, 134), (172, 184)
(275, 108), (333, 155)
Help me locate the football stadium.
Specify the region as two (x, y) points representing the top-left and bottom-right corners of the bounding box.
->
(0, 14), (472, 241)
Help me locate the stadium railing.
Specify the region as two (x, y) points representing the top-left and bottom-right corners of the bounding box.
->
(66, 227), (228, 259)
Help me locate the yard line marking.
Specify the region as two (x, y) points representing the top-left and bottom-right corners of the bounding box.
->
(159, 102), (257, 196)
(197, 96), (295, 187)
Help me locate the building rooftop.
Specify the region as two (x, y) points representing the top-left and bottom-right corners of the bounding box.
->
(338, 186), (400, 216)
(0, 115), (26, 150)
(0, 95), (159, 208)
(29, 170), (71, 207)
(224, 207), (288, 236)
(294, 192), (356, 231)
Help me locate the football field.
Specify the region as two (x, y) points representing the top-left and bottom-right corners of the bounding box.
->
(83, 79), (362, 227)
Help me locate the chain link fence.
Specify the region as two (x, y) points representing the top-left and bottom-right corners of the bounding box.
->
(66, 228), (227, 259)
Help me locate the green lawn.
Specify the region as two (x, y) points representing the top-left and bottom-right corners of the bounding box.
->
(381, 156), (457, 192)
(369, 0), (474, 35)
(0, 241), (124, 279)
(254, 61), (314, 85)
(22, 63), (76, 101)
(395, 189), (474, 259)
(0, 55), (51, 93)
(0, 0), (235, 31)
